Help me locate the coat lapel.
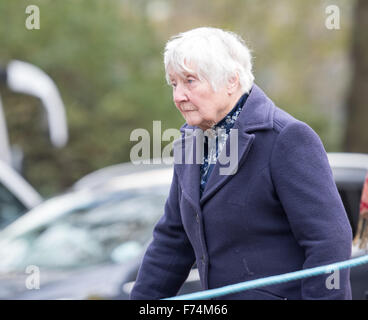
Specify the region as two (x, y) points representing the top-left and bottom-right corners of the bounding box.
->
(200, 84), (275, 205)
(199, 130), (255, 206)
(173, 129), (201, 211)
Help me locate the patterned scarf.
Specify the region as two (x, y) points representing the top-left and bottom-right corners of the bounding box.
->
(200, 93), (248, 196)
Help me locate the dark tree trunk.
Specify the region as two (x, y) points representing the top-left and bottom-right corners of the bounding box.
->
(344, 0), (368, 152)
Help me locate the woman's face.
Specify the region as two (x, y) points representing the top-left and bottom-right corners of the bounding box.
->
(169, 70), (234, 131)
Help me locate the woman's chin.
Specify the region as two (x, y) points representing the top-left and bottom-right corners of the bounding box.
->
(184, 116), (200, 127)
(183, 114), (211, 130)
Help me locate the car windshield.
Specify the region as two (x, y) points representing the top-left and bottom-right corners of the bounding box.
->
(0, 185), (169, 271)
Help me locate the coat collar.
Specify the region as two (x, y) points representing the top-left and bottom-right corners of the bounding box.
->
(173, 83), (275, 209)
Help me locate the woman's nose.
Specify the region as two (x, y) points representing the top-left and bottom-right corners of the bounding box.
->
(173, 83), (188, 104)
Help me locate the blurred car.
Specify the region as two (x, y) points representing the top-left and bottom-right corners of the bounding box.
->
(327, 153), (368, 300)
(327, 153), (368, 236)
(0, 165), (173, 299)
(72, 159), (173, 191)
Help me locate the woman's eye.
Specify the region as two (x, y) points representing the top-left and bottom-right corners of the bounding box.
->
(187, 78), (195, 84)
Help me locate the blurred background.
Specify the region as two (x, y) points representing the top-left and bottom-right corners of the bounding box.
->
(0, 0), (366, 197)
(0, 0), (368, 300)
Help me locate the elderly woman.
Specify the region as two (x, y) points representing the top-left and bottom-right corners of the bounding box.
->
(130, 27), (352, 300)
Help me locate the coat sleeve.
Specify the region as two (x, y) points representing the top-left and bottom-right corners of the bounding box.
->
(270, 121), (353, 300)
(130, 169), (196, 300)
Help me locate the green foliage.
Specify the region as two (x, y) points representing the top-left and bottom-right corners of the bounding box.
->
(0, 0), (354, 196)
(0, 0), (181, 196)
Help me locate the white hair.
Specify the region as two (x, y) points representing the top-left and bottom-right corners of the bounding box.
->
(164, 27), (254, 93)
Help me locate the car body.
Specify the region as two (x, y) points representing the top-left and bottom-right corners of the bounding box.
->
(327, 153), (368, 236)
(0, 166), (173, 299)
(72, 159), (172, 191)
(0, 153), (367, 300)
(327, 153), (368, 300)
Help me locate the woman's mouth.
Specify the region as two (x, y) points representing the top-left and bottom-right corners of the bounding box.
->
(181, 105), (196, 112)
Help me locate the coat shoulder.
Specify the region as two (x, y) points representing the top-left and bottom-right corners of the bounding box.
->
(272, 106), (300, 134)
(271, 106), (319, 141)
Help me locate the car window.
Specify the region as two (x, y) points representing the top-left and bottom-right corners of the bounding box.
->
(337, 187), (362, 236)
(0, 185), (169, 271)
(0, 182), (27, 230)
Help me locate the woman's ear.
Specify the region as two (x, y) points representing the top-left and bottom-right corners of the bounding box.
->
(227, 73), (240, 95)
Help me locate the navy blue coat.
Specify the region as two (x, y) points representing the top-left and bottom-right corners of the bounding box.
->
(130, 84), (352, 300)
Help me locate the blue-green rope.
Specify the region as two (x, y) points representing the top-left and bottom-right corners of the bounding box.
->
(164, 254), (368, 300)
